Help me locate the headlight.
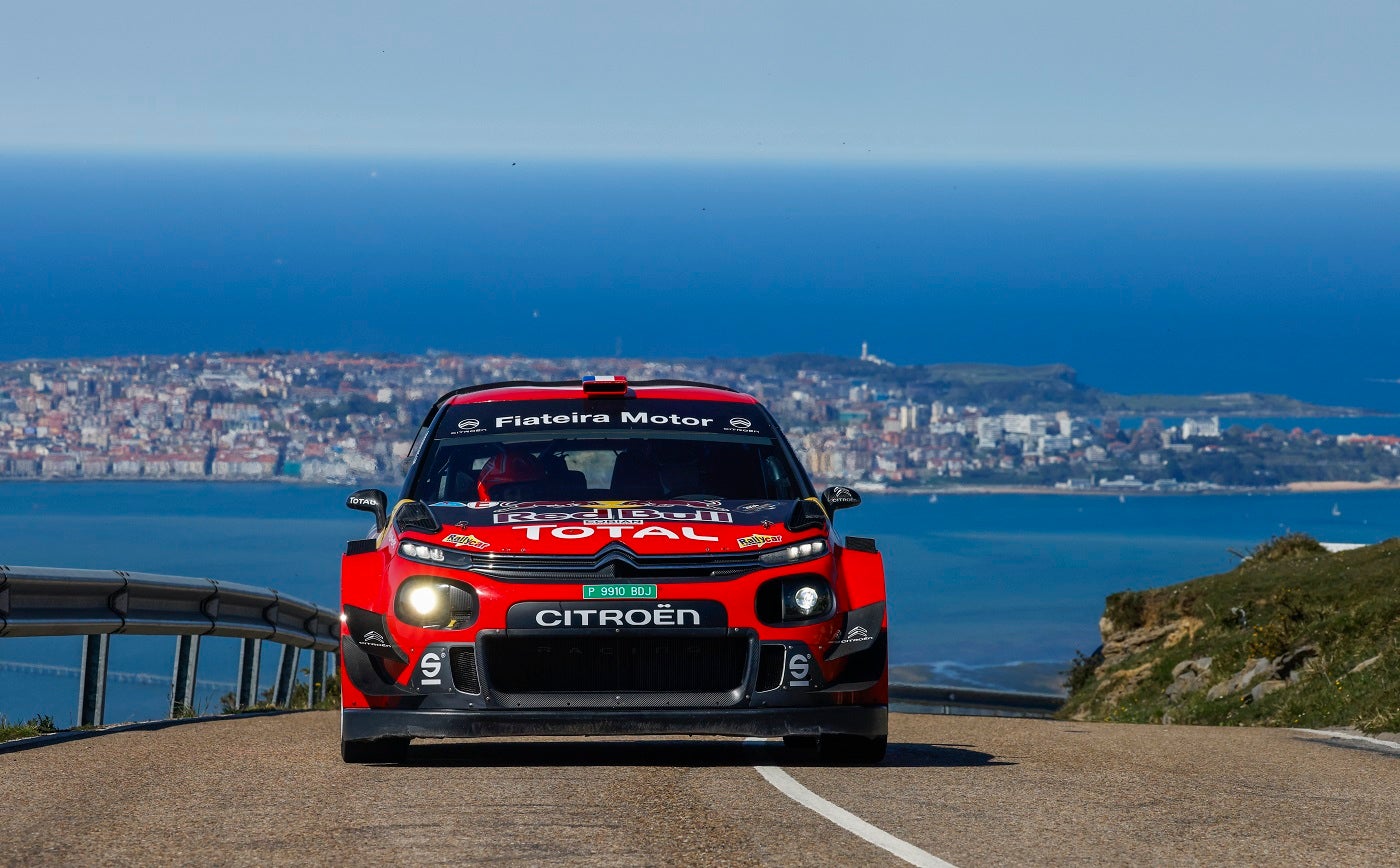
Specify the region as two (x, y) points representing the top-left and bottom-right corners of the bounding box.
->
(757, 538), (828, 565)
(394, 577), (479, 629)
(755, 575), (835, 625)
(407, 585), (442, 616)
(398, 540), (473, 569)
(792, 585), (821, 614)
(401, 541), (445, 562)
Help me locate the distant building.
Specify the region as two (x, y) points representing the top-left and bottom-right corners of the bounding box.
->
(858, 342), (892, 367)
(1182, 416), (1221, 439)
(976, 417), (1003, 450)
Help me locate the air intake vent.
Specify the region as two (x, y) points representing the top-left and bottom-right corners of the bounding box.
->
(480, 635), (748, 693)
(756, 644), (786, 692)
(450, 646), (481, 694)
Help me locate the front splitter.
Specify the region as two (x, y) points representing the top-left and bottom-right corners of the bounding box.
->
(342, 705), (887, 742)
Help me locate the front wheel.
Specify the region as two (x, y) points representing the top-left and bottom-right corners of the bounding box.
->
(817, 733), (887, 765)
(341, 736), (409, 764)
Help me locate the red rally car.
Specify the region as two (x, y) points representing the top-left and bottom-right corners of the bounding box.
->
(339, 376), (888, 764)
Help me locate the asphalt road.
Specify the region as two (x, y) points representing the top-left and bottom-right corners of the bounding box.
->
(1, 711), (1396, 866)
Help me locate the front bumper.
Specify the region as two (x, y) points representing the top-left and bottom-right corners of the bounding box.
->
(341, 705), (887, 742)
(342, 623), (888, 710)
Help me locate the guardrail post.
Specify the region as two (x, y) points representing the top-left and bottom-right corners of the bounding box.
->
(273, 645), (299, 707)
(310, 649), (326, 707)
(78, 634), (110, 727)
(236, 638), (261, 709)
(170, 634), (201, 718)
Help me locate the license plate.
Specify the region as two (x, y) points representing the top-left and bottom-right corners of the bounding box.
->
(582, 583), (657, 599)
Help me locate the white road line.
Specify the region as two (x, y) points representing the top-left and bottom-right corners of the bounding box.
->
(746, 741), (955, 868)
(1295, 728), (1400, 752)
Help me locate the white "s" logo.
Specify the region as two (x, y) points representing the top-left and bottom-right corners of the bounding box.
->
(788, 653), (810, 687)
(420, 651), (443, 680)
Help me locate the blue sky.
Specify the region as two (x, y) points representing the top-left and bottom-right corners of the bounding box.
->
(3, 1), (1398, 167)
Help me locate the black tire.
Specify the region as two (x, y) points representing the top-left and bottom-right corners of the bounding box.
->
(817, 733), (887, 765)
(783, 735), (820, 752)
(341, 737), (409, 764)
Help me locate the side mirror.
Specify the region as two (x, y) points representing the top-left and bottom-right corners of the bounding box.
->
(347, 488), (389, 532)
(821, 485), (862, 513)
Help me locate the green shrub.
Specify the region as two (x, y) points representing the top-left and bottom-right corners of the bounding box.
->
(1245, 532), (1327, 564)
(1104, 591), (1146, 631)
(0, 713), (58, 742)
(1064, 647), (1103, 694)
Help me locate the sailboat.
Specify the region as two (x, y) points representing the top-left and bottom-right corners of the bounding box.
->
(1331, 502), (1342, 517)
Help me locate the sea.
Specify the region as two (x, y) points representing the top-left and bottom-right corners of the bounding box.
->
(1, 156), (1399, 411)
(4, 482), (1398, 726)
(2, 156), (1399, 725)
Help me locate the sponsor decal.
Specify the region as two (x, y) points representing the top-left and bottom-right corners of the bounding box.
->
(442, 533), (490, 550)
(419, 650), (443, 685)
(582, 518), (643, 526)
(618, 411), (714, 427)
(737, 502), (779, 513)
(736, 533), (783, 548)
(429, 501), (468, 507)
(508, 600), (726, 629)
(496, 412), (613, 427)
(360, 630), (392, 649)
(466, 501), (503, 509)
(494, 506), (732, 525)
(490, 411), (719, 429)
(510, 499), (722, 510)
(347, 495), (379, 509)
(510, 524), (720, 542)
(839, 625), (871, 643)
(788, 652), (811, 687)
(826, 486), (861, 506)
(535, 605), (702, 628)
(441, 400), (772, 438)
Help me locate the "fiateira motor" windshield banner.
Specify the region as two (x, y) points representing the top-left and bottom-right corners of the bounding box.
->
(438, 400), (772, 439)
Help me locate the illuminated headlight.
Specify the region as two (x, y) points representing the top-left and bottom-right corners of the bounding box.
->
(397, 540), (473, 568)
(792, 586), (821, 614)
(400, 541), (446, 562)
(783, 580), (832, 621)
(758, 539), (828, 565)
(755, 576), (835, 625)
(394, 578), (479, 629)
(407, 585), (442, 615)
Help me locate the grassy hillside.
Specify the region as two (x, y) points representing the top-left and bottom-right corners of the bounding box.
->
(1062, 534), (1400, 733)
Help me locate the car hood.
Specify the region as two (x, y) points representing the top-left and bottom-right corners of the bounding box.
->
(416, 498), (805, 556)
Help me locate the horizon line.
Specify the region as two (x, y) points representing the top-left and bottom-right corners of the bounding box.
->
(4, 145), (1400, 175)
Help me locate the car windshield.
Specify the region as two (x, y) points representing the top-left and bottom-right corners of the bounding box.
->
(408, 399), (806, 503)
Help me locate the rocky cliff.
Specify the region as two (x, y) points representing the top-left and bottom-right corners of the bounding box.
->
(1061, 534), (1399, 733)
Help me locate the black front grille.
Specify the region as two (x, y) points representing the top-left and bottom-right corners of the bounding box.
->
(480, 635), (749, 693)
(465, 542), (764, 582)
(450, 646), (481, 694)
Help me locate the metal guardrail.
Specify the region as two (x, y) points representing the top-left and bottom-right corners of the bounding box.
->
(890, 683), (1066, 718)
(0, 565), (339, 727)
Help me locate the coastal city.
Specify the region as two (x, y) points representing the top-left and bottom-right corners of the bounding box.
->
(2, 349), (1398, 492)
